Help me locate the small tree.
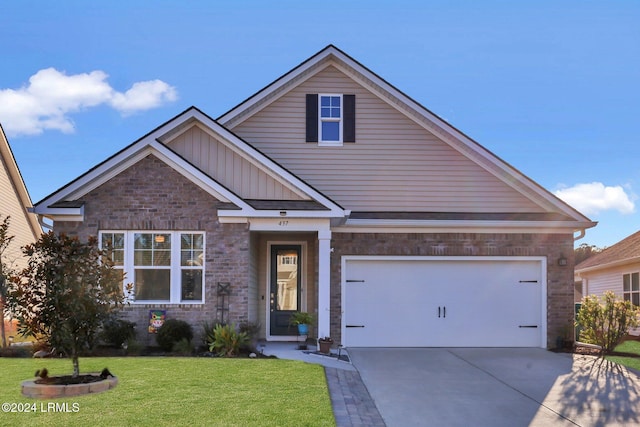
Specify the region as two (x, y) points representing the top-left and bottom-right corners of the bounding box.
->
(0, 215), (15, 348)
(7, 232), (127, 377)
(576, 291), (640, 354)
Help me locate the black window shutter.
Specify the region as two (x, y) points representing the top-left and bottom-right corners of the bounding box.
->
(306, 94), (318, 142)
(343, 94), (356, 142)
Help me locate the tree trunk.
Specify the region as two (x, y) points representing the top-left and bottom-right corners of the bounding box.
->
(0, 297), (6, 348)
(72, 354), (80, 378)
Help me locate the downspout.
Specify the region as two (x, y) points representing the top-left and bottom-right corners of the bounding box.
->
(574, 229), (586, 242)
(37, 214), (53, 231)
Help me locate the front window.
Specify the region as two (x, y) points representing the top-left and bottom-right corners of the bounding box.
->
(100, 231), (205, 303)
(134, 233), (171, 301)
(319, 94), (342, 144)
(624, 272), (640, 306)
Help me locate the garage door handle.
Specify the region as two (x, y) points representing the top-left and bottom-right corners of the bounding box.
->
(346, 325), (365, 328)
(519, 325), (538, 328)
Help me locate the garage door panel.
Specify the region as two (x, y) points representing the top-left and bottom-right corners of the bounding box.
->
(343, 258), (544, 348)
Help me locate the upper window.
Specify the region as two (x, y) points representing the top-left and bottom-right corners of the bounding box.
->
(319, 94), (342, 143)
(624, 272), (640, 306)
(100, 231), (205, 303)
(306, 93), (355, 144)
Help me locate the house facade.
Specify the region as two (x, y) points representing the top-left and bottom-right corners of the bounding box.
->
(575, 231), (640, 336)
(33, 46), (595, 348)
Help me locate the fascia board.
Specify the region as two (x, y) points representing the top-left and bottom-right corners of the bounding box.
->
(218, 209), (343, 219)
(186, 109), (345, 213)
(217, 47), (337, 125)
(36, 140), (256, 215)
(576, 256), (640, 275)
(336, 218), (595, 233)
(0, 125), (42, 235)
(217, 46), (591, 224)
(326, 59), (592, 223)
(177, 120), (310, 201)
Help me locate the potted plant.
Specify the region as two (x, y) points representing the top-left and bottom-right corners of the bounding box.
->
(289, 312), (314, 335)
(318, 337), (333, 354)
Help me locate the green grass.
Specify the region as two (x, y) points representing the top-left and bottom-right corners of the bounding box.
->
(606, 340), (640, 371)
(0, 357), (335, 427)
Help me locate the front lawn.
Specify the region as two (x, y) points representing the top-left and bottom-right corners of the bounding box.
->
(0, 357), (335, 427)
(606, 340), (640, 372)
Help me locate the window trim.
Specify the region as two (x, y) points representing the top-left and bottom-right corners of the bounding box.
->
(99, 231), (206, 304)
(623, 272), (640, 306)
(318, 93), (343, 146)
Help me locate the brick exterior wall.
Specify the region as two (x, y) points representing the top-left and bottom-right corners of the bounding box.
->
(54, 155), (251, 346)
(330, 232), (575, 348)
(52, 155), (574, 350)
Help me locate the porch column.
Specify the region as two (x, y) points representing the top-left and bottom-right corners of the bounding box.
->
(317, 229), (332, 339)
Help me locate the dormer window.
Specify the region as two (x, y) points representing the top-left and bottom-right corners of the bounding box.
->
(306, 93), (355, 145)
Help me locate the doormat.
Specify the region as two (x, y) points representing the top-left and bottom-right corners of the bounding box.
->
(303, 350), (350, 363)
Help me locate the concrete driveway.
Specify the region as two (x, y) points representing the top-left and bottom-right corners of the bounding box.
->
(349, 348), (640, 427)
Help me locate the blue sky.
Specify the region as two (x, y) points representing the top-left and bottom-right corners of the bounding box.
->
(1, 1), (639, 248)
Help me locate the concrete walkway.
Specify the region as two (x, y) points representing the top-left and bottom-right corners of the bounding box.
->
(349, 348), (640, 427)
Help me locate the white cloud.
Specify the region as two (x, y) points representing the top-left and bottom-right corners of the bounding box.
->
(554, 182), (635, 215)
(0, 68), (177, 136)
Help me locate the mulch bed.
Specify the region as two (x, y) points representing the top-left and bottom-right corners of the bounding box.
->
(35, 374), (105, 385)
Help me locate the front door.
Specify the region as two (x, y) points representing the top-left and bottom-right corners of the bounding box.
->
(270, 245), (302, 336)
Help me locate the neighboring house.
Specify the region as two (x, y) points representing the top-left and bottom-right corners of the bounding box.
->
(0, 124), (42, 273)
(575, 231), (640, 336)
(32, 45), (595, 348)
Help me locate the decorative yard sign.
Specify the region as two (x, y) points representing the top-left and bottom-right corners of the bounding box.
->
(148, 310), (166, 333)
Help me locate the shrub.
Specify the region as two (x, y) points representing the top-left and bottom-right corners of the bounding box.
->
(238, 321), (261, 352)
(101, 319), (136, 348)
(576, 291), (640, 354)
(209, 324), (249, 357)
(172, 338), (194, 356)
(201, 320), (225, 349)
(156, 319), (193, 352)
(124, 338), (143, 356)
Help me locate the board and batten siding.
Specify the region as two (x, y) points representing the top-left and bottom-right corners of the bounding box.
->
(229, 65), (545, 213)
(166, 124), (305, 201)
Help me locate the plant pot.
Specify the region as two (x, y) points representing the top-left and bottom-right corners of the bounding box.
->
(318, 340), (332, 354)
(297, 324), (309, 335)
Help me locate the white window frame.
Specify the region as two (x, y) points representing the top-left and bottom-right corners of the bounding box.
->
(623, 272), (640, 306)
(318, 93), (343, 146)
(99, 231), (205, 304)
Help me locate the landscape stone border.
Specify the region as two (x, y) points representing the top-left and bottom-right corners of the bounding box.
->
(21, 375), (118, 399)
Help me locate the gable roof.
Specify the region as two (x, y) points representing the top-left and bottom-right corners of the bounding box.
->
(0, 124), (42, 265)
(576, 230), (640, 273)
(218, 45), (595, 229)
(33, 107), (346, 220)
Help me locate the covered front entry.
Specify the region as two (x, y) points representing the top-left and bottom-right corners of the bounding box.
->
(342, 256), (546, 348)
(269, 244), (302, 336)
(249, 220), (332, 341)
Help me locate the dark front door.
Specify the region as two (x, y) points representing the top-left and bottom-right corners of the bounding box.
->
(270, 245), (302, 336)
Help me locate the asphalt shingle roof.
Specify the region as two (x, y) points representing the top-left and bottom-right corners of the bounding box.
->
(576, 230), (640, 271)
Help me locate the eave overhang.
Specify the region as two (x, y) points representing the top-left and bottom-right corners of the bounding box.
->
(575, 256), (640, 276)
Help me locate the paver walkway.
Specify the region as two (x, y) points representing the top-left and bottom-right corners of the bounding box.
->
(325, 367), (385, 426)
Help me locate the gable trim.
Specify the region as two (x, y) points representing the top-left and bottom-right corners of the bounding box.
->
(34, 107), (348, 220)
(0, 124), (42, 236)
(217, 45), (593, 228)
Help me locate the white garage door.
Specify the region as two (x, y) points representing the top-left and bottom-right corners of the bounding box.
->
(343, 257), (546, 348)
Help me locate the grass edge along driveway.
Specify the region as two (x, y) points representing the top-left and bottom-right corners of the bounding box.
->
(0, 357), (335, 427)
